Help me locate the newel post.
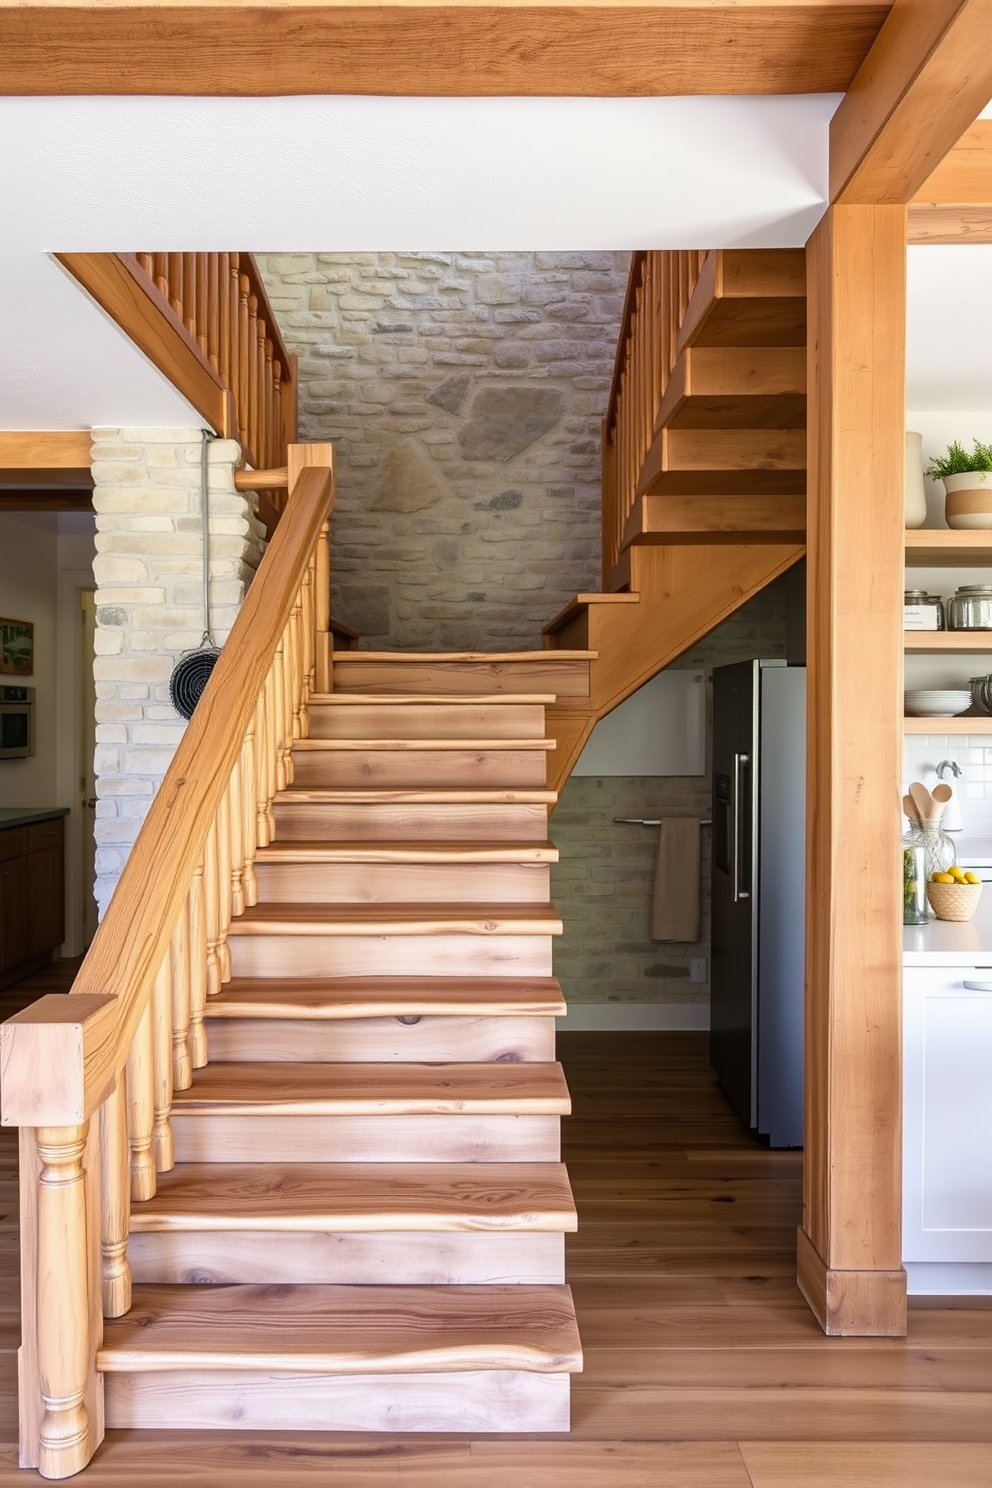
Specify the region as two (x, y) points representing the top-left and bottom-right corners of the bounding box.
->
(35, 1123), (94, 1478)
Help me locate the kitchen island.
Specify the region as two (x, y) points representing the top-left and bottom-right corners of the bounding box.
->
(903, 896), (992, 1294)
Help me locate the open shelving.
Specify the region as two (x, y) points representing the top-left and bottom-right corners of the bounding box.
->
(904, 531), (992, 730)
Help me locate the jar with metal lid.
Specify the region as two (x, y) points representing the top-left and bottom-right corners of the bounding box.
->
(947, 585), (992, 630)
(904, 589), (945, 631)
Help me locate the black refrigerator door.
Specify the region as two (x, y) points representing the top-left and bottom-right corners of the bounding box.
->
(710, 661), (757, 1129)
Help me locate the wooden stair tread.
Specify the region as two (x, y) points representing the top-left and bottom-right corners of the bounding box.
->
(542, 592), (640, 636)
(275, 787), (557, 805)
(229, 903), (563, 936)
(253, 840), (559, 865)
(204, 975), (567, 1020)
(293, 737), (555, 752)
(130, 1162), (577, 1233)
(332, 651), (596, 663)
(173, 1061), (571, 1115)
(309, 693), (557, 705)
(99, 1283), (582, 1375)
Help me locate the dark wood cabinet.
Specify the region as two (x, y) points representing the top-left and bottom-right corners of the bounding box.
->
(0, 816), (65, 988)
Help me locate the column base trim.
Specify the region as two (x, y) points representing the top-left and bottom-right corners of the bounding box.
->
(797, 1227), (907, 1337)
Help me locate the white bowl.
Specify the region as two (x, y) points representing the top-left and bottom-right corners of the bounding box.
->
(905, 690), (973, 717)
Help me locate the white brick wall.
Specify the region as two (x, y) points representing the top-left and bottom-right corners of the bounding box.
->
(91, 430), (266, 915)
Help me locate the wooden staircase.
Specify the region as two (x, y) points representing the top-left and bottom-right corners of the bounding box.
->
(99, 654), (587, 1436)
(542, 249), (808, 792)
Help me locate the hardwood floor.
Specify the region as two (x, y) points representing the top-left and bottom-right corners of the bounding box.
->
(1, 974), (990, 1484)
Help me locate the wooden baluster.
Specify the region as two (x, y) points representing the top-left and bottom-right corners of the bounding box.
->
(99, 1070), (132, 1318)
(273, 360), (283, 465)
(241, 730), (258, 907)
(188, 864), (209, 1067)
(35, 1123), (92, 1479)
(207, 255), (220, 370)
(264, 670), (278, 839)
(289, 595), (303, 743)
(273, 640), (288, 792)
(171, 906), (193, 1090)
(136, 252), (153, 276)
(216, 786), (233, 984)
(126, 1002), (156, 1201)
(228, 756), (246, 918)
(238, 272), (251, 453)
(197, 256), (209, 357)
(167, 253), (183, 321)
(151, 953), (174, 1173)
(315, 519), (331, 694)
(300, 560), (313, 733)
(264, 336), (274, 467)
(246, 290), (259, 462)
(203, 821), (222, 998)
(153, 252), (168, 300)
(218, 253), (231, 387)
(255, 690), (271, 848)
(183, 252), (197, 338)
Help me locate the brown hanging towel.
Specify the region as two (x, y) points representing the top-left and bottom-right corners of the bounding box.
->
(650, 817), (701, 942)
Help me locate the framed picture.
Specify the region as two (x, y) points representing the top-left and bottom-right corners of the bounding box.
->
(0, 618), (34, 676)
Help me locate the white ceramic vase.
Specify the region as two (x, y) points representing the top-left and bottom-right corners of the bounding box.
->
(944, 469), (992, 530)
(904, 431), (927, 528)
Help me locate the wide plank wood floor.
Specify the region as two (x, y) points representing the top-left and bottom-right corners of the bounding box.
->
(1, 964), (991, 1485)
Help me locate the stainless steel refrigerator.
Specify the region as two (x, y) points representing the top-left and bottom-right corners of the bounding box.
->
(710, 659), (805, 1148)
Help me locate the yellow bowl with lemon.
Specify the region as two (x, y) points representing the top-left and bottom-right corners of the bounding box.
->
(926, 865), (982, 922)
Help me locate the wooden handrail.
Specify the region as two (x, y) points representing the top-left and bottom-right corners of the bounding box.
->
(57, 252), (297, 481)
(602, 250), (710, 584)
(0, 443), (333, 1478)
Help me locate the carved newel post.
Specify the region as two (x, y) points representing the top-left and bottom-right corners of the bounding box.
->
(35, 1123), (92, 1478)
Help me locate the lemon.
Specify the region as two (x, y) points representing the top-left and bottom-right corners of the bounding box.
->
(964, 871), (981, 886)
(932, 872), (956, 884)
(950, 865), (967, 884)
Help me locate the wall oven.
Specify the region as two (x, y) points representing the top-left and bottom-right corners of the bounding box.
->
(0, 686), (35, 759)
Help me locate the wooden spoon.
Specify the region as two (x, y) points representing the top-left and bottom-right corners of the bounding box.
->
(909, 781), (934, 822)
(931, 782), (953, 809)
(903, 793), (921, 825)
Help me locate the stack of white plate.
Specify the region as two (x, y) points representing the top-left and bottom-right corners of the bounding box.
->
(904, 689), (973, 717)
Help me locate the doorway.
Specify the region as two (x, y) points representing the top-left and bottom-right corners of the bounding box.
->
(79, 591), (97, 947)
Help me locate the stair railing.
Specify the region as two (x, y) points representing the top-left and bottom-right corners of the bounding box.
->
(0, 443), (334, 1480)
(602, 250), (709, 582)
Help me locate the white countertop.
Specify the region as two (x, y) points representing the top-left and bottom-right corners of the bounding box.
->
(904, 892), (992, 964)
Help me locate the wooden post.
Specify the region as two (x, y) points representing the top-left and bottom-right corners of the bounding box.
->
(125, 1003), (156, 1201)
(35, 1123), (93, 1479)
(151, 956), (175, 1173)
(255, 689), (271, 849)
(98, 1072), (132, 1319)
(800, 202), (908, 1337)
(170, 909), (193, 1090)
(203, 822), (222, 999)
(241, 731), (259, 908)
(188, 866), (208, 1069)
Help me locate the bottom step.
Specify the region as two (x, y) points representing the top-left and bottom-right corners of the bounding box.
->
(101, 1282), (580, 1432)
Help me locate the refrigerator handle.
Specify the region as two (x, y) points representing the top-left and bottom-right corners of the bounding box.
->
(732, 752), (751, 903)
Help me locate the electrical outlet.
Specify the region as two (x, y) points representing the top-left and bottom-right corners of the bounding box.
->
(690, 958), (706, 984)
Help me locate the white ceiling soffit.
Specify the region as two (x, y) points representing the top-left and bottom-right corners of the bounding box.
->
(1, 95), (837, 251)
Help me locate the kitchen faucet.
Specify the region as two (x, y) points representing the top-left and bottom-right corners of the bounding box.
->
(936, 760), (963, 780)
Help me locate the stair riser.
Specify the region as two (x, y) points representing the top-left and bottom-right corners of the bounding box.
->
(105, 1369), (570, 1432)
(332, 660), (589, 698)
(252, 860), (551, 904)
(229, 934), (554, 980)
(172, 1114), (561, 1164)
(308, 704), (547, 740)
(272, 802), (549, 842)
(204, 1014), (556, 1063)
(291, 750), (548, 790)
(129, 1231), (565, 1286)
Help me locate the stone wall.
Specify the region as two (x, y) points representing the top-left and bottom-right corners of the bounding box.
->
(256, 251), (630, 650)
(550, 584), (790, 1022)
(91, 430), (266, 915)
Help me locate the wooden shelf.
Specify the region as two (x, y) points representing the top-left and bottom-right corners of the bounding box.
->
(904, 715), (992, 733)
(904, 631), (992, 651)
(905, 531), (992, 565)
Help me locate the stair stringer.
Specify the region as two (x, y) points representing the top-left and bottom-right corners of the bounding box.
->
(546, 540), (805, 796)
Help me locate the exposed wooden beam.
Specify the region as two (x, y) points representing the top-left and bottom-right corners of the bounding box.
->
(55, 254), (235, 440)
(0, 2), (890, 97)
(907, 119), (992, 240)
(802, 203), (907, 1337)
(830, 0), (992, 204)
(0, 431), (92, 470)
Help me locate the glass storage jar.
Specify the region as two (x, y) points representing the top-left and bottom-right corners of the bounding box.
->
(904, 589), (945, 631)
(947, 585), (992, 630)
(903, 834), (928, 925)
(906, 821), (955, 881)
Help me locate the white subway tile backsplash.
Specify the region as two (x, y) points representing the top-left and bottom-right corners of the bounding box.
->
(903, 733), (992, 829)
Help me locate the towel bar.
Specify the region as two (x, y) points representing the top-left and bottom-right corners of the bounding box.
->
(613, 817), (712, 827)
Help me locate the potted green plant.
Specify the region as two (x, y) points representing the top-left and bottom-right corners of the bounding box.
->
(927, 439), (992, 529)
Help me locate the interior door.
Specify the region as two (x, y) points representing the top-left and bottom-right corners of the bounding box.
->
(80, 591), (98, 947)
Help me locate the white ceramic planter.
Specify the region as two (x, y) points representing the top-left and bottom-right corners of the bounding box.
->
(944, 470), (992, 530)
(905, 431), (927, 528)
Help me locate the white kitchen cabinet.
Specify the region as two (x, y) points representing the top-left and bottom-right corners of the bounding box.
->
(903, 964), (992, 1293)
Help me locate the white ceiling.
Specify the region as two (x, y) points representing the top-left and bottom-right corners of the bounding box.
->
(0, 94), (989, 428)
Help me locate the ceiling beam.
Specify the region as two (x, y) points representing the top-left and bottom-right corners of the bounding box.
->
(830, 0), (992, 204)
(0, 2), (889, 97)
(907, 118), (992, 240)
(0, 431), (92, 475)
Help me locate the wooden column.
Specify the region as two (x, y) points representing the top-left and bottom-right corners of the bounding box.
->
(800, 202), (908, 1337)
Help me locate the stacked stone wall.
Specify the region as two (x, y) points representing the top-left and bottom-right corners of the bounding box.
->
(91, 430), (266, 915)
(256, 251), (630, 651)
